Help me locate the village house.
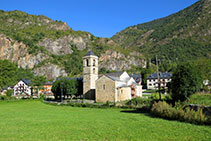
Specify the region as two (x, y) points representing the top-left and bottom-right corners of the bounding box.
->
(83, 51), (142, 103)
(39, 81), (54, 95)
(147, 72), (172, 90)
(13, 79), (32, 97)
(0, 86), (13, 96)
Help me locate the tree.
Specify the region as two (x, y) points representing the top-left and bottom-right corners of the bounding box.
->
(168, 63), (202, 102)
(6, 89), (13, 97)
(51, 79), (78, 100)
(16, 68), (34, 81)
(0, 60), (18, 89)
(31, 75), (47, 94)
(31, 75), (47, 87)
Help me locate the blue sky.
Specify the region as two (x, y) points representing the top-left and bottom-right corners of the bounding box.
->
(0, 0), (198, 37)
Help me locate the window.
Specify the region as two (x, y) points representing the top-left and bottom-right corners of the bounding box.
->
(93, 59), (96, 66)
(86, 59), (89, 66)
(103, 84), (105, 90)
(121, 90), (123, 94)
(93, 68), (95, 74)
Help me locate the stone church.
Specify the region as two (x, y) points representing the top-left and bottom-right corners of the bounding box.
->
(83, 51), (142, 103)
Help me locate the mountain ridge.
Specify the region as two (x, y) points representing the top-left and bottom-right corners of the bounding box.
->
(0, 0), (210, 79)
(112, 0), (211, 61)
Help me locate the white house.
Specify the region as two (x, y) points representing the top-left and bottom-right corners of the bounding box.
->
(13, 79), (32, 96)
(147, 72), (172, 90)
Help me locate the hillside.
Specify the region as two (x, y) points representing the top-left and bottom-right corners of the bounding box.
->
(0, 10), (145, 79)
(112, 0), (211, 61)
(0, 0), (210, 79)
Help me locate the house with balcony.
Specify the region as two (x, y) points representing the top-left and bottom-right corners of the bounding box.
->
(147, 72), (172, 90)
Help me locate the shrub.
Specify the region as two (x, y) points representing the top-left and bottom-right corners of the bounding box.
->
(126, 97), (152, 107)
(151, 101), (170, 118)
(151, 101), (211, 125)
(0, 95), (17, 101)
(6, 89), (13, 97)
(151, 93), (166, 100)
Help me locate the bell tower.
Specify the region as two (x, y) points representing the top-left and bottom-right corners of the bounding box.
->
(83, 51), (98, 100)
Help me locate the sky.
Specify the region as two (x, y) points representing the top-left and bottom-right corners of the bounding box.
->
(0, 0), (198, 38)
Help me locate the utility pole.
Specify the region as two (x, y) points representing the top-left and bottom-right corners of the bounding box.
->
(156, 55), (161, 100)
(60, 82), (63, 103)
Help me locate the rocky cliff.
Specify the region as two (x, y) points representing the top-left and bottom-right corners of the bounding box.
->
(1, 0), (209, 79)
(0, 34), (46, 69)
(0, 10), (146, 79)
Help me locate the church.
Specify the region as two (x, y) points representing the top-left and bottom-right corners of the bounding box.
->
(83, 51), (142, 103)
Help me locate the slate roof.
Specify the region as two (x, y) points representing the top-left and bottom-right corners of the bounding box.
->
(106, 72), (124, 78)
(147, 72), (172, 79)
(84, 51), (97, 57)
(104, 74), (122, 82)
(44, 81), (54, 85)
(130, 74), (142, 80)
(22, 79), (31, 85)
(56, 77), (83, 81)
(104, 72), (124, 82)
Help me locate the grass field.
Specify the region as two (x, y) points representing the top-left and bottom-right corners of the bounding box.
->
(0, 100), (211, 140)
(187, 93), (211, 106)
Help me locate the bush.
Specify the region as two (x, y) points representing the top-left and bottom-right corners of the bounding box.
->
(126, 97), (152, 107)
(6, 89), (13, 97)
(0, 95), (17, 101)
(151, 93), (166, 100)
(151, 101), (211, 125)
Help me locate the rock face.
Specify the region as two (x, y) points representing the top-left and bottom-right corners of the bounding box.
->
(33, 63), (67, 79)
(0, 34), (47, 69)
(0, 10), (148, 80)
(99, 50), (146, 71)
(38, 34), (90, 55)
(0, 34), (146, 79)
(0, 34), (69, 79)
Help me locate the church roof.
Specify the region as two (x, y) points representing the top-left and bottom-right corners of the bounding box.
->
(84, 51), (97, 57)
(104, 72), (124, 82)
(106, 72), (124, 78)
(104, 74), (122, 82)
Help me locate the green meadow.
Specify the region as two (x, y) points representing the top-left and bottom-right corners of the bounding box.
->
(0, 101), (210, 140)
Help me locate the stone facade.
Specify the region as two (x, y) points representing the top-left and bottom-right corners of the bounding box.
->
(117, 87), (131, 102)
(83, 51), (98, 100)
(83, 51), (142, 103)
(96, 75), (116, 102)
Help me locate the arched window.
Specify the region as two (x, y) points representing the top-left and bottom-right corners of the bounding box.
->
(93, 68), (95, 74)
(86, 59), (89, 66)
(93, 59), (96, 66)
(103, 84), (105, 90)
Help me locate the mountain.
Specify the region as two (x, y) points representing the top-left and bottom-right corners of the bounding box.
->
(112, 0), (211, 61)
(0, 10), (145, 79)
(0, 0), (210, 79)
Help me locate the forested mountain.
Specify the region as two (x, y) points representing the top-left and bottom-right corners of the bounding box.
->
(0, 10), (145, 79)
(112, 0), (211, 61)
(0, 0), (210, 80)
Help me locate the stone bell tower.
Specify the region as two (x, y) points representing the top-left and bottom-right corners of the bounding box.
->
(83, 51), (98, 100)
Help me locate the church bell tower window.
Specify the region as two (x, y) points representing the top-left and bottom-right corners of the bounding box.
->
(93, 59), (96, 66)
(86, 59), (89, 66)
(93, 68), (95, 74)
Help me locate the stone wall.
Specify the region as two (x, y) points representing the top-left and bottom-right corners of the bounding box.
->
(117, 87), (131, 102)
(96, 75), (116, 103)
